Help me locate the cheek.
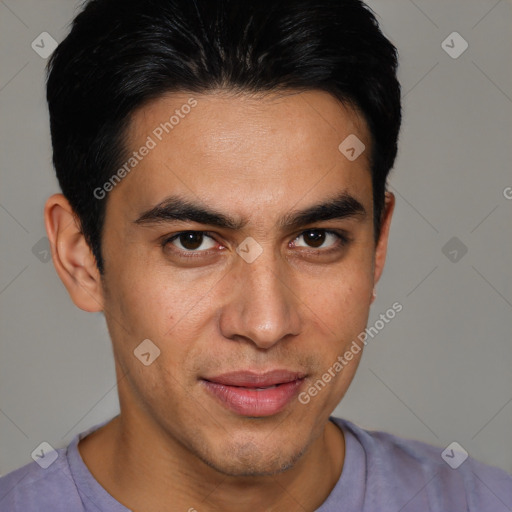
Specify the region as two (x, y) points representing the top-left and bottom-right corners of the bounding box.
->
(306, 261), (373, 324)
(107, 263), (219, 371)
(106, 272), (201, 395)
(110, 264), (191, 332)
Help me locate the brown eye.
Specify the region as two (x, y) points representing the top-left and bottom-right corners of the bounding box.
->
(164, 231), (217, 253)
(303, 230), (326, 248)
(178, 232), (204, 250)
(293, 229), (346, 250)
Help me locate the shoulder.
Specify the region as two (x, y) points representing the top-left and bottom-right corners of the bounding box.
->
(331, 416), (512, 511)
(0, 446), (84, 512)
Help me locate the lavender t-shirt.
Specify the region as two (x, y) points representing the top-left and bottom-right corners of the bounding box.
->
(1, 416), (511, 511)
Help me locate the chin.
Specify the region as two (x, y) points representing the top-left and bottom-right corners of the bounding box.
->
(195, 438), (310, 477)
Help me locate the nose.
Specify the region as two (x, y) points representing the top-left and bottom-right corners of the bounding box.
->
(219, 252), (302, 350)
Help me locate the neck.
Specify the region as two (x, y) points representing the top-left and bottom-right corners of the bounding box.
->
(78, 412), (345, 512)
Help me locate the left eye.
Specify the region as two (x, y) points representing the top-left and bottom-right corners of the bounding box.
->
(291, 229), (346, 250)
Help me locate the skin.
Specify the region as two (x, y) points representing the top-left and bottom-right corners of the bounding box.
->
(44, 89), (394, 512)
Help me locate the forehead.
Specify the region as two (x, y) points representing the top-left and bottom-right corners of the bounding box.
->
(107, 89), (373, 224)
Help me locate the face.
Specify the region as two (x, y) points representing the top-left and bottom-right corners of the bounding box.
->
(96, 89), (390, 476)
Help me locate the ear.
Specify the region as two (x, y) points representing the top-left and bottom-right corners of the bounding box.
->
(371, 191), (395, 303)
(44, 193), (104, 312)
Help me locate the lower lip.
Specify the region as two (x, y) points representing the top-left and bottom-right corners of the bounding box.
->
(202, 379), (304, 417)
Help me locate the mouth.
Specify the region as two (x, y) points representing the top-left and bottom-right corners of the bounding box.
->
(201, 370), (307, 417)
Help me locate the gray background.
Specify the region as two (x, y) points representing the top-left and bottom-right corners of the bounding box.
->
(1, 0), (511, 477)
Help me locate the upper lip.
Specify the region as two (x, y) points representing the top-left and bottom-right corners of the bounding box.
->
(203, 370), (306, 388)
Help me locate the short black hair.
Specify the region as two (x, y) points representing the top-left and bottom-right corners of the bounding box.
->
(46, 0), (401, 275)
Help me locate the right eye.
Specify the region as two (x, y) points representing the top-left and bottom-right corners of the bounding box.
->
(162, 231), (219, 255)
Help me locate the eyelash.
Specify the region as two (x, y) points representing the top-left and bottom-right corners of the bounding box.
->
(161, 229), (350, 258)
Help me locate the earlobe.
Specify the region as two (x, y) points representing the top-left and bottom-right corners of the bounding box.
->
(44, 193), (104, 312)
(372, 191), (395, 288)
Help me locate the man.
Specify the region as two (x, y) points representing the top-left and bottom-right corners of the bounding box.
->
(1, 0), (511, 510)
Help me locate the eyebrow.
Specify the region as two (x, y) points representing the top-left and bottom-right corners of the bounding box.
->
(133, 192), (366, 231)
